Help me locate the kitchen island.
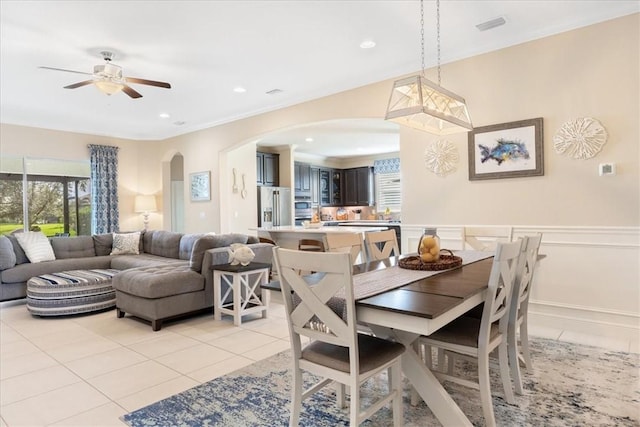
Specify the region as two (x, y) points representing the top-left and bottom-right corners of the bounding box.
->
(255, 225), (388, 251)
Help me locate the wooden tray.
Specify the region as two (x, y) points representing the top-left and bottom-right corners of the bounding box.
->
(398, 250), (462, 271)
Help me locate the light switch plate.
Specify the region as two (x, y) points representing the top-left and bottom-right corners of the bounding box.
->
(599, 163), (616, 176)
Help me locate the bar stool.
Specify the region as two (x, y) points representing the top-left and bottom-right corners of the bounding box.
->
(298, 239), (325, 252)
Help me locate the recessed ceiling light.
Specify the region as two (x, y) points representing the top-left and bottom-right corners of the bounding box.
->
(233, 86), (247, 93)
(360, 40), (376, 49)
(159, 113), (170, 119)
(305, 137), (314, 142)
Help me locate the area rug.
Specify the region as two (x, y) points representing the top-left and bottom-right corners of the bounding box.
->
(122, 338), (639, 426)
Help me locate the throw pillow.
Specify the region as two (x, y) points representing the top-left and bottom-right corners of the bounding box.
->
(14, 231), (56, 263)
(111, 232), (141, 255)
(0, 235), (17, 270)
(6, 234), (29, 264)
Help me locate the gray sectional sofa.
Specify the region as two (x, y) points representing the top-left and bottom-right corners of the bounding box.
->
(0, 230), (273, 330)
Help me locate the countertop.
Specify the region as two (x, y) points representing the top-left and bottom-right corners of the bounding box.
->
(324, 220), (401, 227)
(255, 225), (388, 233)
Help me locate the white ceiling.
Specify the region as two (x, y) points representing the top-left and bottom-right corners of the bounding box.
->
(1, 1), (637, 156)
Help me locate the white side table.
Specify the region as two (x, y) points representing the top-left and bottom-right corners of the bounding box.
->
(212, 262), (271, 326)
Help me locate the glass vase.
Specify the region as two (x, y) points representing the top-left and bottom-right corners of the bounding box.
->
(418, 228), (440, 263)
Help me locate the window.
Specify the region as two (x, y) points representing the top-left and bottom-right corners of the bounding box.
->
(0, 157), (91, 236)
(375, 172), (401, 213)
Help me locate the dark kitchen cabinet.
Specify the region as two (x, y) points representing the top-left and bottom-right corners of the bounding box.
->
(294, 162), (311, 198)
(331, 169), (343, 205)
(343, 166), (374, 206)
(319, 168), (331, 206)
(310, 167), (320, 205)
(256, 152), (279, 186)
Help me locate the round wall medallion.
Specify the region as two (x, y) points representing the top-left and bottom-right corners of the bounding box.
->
(425, 139), (458, 177)
(553, 117), (607, 160)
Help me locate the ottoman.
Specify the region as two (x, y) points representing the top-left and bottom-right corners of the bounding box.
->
(26, 269), (119, 316)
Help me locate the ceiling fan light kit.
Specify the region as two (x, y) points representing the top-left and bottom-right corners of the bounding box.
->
(385, 0), (472, 135)
(41, 51), (171, 99)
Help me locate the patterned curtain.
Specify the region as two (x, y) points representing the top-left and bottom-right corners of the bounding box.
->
(88, 144), (119, 234)
(373, 157), (400, 174)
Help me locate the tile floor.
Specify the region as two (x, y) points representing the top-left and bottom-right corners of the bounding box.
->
(1, 299), (637, 426)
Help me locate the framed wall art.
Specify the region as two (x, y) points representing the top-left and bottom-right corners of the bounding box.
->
(468, 117), (544, 181)
(190, 171), (211, 201)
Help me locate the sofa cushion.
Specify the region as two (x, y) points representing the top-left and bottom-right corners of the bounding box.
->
(188, 234), (253, 272)
(0, 235), (17, 270)
(109, 253), (186, 270)
(6, 234), (29, 265)
(51, 236), (96, 259)
(112, 265), (204, 299)
(111, 232), (141, 255)
(179, 233), (205, 261)
(15, 231), (56, 263)
(0, 256), (113, 284)
(93, 233), (113, 256)
(148, 230), (181, 259)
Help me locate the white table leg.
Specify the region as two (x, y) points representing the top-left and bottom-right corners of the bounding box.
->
(369, 326), (473, 427)
(260, 270), (269, 319)
(233, 273), (242, 326)
(213, 271), (222, 321)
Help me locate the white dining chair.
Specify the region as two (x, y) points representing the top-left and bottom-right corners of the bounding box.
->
(272, 247), (405, 426)
(325, 233), (366, 265)
(416, 240), (522, 427)
(363, 229), (400, 261)
(461, 226), (513, 251)
(508, 233), (542, 395)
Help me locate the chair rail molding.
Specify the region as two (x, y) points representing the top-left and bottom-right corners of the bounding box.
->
(401, 225), (640, 341)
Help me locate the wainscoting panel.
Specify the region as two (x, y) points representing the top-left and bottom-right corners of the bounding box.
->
(401, 225), (640, 341)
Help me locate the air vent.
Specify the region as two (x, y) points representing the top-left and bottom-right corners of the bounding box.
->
(476, 17), (506, 32)
(266, 88), (283, 95)
(173, 121), (186, 126)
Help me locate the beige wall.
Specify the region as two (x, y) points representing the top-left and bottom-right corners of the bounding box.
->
(2, 14), (638, 232)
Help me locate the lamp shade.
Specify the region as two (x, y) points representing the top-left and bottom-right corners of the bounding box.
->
(385, 75), (472, 135)
(134, 195), (157, 213)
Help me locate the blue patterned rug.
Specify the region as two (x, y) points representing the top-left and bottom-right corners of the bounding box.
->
(122, 338), (639, 426)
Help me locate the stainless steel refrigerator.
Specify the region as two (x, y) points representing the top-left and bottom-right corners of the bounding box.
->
(257, 186), (292, 227)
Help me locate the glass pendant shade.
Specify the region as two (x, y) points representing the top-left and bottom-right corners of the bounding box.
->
(385, 75), (472, 135)
(94, 79), (124, 95)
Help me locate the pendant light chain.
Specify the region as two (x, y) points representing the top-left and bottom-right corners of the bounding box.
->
(420, 0), (425, 77)
(437, 0), (441, 86)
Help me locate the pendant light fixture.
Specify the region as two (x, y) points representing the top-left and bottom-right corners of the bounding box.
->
(385, 0), (472, 135)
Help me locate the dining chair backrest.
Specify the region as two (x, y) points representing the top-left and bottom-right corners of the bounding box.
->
(510, 234), (542, 326)
(462, 226), (513, 251)
(364, 229), (400, 261)
(325, 233), (366, 265)
(272, 246), (405, 426)
(508, 233), (542, 395)
(480, 239), (522, 344)
(274, 247), (357, 351)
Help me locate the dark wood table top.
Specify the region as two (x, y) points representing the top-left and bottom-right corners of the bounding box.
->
(357, 258), (492, 319)
(264, 255), (493, 320)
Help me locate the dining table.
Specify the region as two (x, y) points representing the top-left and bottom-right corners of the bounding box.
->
(264, 250), (495, 426)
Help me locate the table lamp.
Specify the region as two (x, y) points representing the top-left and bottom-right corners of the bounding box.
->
(134, 195), (157, 231)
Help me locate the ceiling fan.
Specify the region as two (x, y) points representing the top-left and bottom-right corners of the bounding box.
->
(39, 51), (171, 98)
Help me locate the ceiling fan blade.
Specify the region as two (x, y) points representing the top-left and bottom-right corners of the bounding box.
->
(64, 80), (94, 89)
(39, 66), (93, 76)
(122, 85), (143, 99)
(125, 77), (171, 89)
